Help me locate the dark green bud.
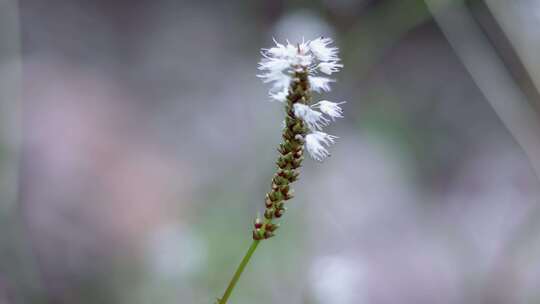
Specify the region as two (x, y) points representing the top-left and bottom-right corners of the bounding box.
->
(264, 208), (274, 219)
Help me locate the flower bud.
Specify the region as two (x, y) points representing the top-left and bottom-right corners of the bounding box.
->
(273, 175), (286, 186)
(278, 144), (287, 155)
(266, 223), (280, 232)
(287, 172), (298, 182)
(254, 217), (263, 229)
(286, 117), (296, 128)
(270, 191), (283, 202)
(282, 131), (293, 141)
(265, 197), (273, 208)
(264, 230), (275, 239)
(253, 229), (263, 240)
(292, 122), (304, 133)
(284, 190), (294, 200)
(264, 208), (274, 219)
(291, 157), (304, 169)
(282, 152), (294, 163)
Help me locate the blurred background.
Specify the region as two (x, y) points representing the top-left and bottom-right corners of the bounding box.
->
(1, 0), (540, 303)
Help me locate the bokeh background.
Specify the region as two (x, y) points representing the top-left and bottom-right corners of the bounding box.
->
(1, 0), (540, 303)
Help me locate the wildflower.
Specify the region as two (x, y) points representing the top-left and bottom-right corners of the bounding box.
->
(257, 37), (345, 162)
(217, 37), (347, 304)
(270, 88), (289, 102)
(318, 61), (343, 75)
(254, 37), (345, 240)
(305, 131), (338, 162)
(309, 76), (334, 93)
(313, 100), (346, 120)
(293, 104), (329, 131)
(309, 37), (339, 62)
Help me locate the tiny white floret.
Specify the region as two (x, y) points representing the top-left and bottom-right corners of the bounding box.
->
(313, 100), (346, 120)
(269, 89), (289, 102)
(309, 37), (339, 62)
(305, 131), (338, 161)
(318, 61), (343, 75)
(293, 103), (329, 131)
(309, 76), (333, 93)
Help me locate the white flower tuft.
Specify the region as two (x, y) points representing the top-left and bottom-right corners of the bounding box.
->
(309, 76), (333, 93)
(313, 100), (346, 120)
(258, 37), (345, 162)
(266, 40), (295, 58)
(258, 37), (341, 95)
(293, 104), (329, 131)
(269, 89), (289, 102)
(318, 61), (343, 75)
(305, 131), (338, 161)
(309, 37), (339, 62)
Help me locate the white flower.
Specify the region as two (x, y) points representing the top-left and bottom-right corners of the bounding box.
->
(262, 39), (313, 69)
(265, 39), (297, 58)
(259, 71), (291, 92)
(258, 38), (345, 162)
(258, 40), (310, 91)
(309, 37), (339, 62)
(318, 61), (343, 75)
(293, 103), (329, 131)
(270, 88), (289, 102)
(313, 100), (346, 120)
(292, 53), (313, 68)
(258, 58), (289, 74)
(309, 76), (333, 92)
(297, 39), (311, 55)
(305, 131), (338, 161)
(290, 39), (313, 67)
(259, 38), (342, 94)
(257, 58), (291, 90)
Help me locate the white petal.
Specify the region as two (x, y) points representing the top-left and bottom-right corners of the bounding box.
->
(258, 57), (289, 73)
(305, 131), (338, 161)
(270, 89), (289, 102)
(297, 38), (310, 55)
(318, 61), (343, 75)
(258, 71), (291, 91)
(309, 76), (333, 93)
(264, 39), (295, 58)
(291, 54), (313, 67)
(293, 104), (329, 131)
(309, 37), (339, 62)
(313, 100), (346, 120)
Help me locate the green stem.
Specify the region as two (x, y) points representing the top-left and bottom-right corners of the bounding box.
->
(218, 240), (261, 304)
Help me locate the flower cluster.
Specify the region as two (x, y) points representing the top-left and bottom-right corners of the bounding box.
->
(258, 37), (345, 161)
(252, 38), (344, 240)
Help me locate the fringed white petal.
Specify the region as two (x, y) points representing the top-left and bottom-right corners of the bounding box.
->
(309, 76), (333, 92)
(318, 61), (343, 75)
(313, 100), (346, 120)
(270, 89), (289, 102)
(309, 37), (339, 62)
(305, 131), (338, 161)
(293, 104), (329, 131)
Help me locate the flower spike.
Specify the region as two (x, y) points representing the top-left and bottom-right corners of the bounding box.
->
(254, 36), (345, 240)
(216, 37), (347, 304)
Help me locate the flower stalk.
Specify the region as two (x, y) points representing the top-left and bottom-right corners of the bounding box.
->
(253, 67), (310, 241)
(217, 240), (260, 304)
(217, 37), (345, 303)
